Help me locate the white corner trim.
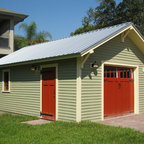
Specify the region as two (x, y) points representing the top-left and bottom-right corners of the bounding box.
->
(76, 57), (82, 122)
(40, 63), (58, 120)
(102, 62), (139, 121)
(134, 65), (139, 114)
(2, 69), (10, 93)
(101, 63), (104, 120)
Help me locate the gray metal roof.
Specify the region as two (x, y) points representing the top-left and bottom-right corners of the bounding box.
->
(0, 22), (133, 66)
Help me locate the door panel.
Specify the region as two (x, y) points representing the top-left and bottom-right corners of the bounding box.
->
(42, 67), (56, 120)
(104, 66), (134, 117)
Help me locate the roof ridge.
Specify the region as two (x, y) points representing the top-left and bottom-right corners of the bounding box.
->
(50, 22), (133, 42)
(69, 22), (132, 37)
(21, 22), (133, 50)
(80, 22), (133, 55)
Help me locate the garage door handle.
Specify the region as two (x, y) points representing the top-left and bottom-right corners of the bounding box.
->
(118, 83), (121, 87)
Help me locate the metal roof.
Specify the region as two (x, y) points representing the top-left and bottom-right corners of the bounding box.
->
(0, 22), (134, 66)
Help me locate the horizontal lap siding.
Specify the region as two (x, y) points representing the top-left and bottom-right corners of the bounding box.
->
(58, 59), (77, 121)
(82, 35), (144, 121)
(0, 58), (77, 121)
(0, 65), (40, 116)
(82, 57), (102, 121)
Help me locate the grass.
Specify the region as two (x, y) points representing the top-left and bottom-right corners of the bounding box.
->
(0, 114), (144, 144)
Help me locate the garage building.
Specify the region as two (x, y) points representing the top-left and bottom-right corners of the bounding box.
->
(0, 22), (144, 122)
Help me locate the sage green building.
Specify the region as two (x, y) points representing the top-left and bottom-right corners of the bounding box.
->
(0, 22), (144, 122)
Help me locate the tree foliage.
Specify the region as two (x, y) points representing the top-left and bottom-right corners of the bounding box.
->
(117, 0), (144, 35)
(14, 35), (28, 51)
(70, 25), (94, 35)
(71, 0), (144, 36)
(15, 22), (52, 49)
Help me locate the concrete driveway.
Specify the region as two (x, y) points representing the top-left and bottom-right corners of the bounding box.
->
(98, 114), (144, 133)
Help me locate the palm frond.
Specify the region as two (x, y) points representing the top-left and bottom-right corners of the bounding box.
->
(27, 22), (37, 41)
(17, 21), (52, 48)
(35, 31), (52, 42)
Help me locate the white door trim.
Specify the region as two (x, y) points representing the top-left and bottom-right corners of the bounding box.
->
(101, 62), (139, 120)
(40, 63), (58, 120)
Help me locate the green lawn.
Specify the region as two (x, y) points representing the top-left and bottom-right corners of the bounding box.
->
(0, 114), (144, 144)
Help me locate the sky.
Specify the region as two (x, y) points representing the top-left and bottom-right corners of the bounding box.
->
(1, 0), (122, 40)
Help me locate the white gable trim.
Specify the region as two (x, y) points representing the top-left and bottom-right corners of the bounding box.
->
(81, 25), (144, 56)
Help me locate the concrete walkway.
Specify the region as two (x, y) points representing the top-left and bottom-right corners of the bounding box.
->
(22, 119), (51, 125)
(98, 114), (144, 132)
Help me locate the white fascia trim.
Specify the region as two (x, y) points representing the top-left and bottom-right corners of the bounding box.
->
(101, 62), (139, 121)
(132, 27), (144, 43)
(81, 26), (133, 57)
(40, 63), (58, 120)
(76, 57), (82, 122)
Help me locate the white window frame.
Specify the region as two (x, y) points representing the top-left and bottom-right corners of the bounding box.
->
(2, 69), (10, 92)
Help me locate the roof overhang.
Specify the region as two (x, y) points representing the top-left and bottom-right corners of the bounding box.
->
(128, 26), (144, 54)
(0, 8), (28, 34)
(0, 22), (143, 68)
(81, 24), (144, 56)
(0, 53), (80, 68)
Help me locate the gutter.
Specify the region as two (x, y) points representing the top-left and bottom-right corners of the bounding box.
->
(0, 53), (81, 68)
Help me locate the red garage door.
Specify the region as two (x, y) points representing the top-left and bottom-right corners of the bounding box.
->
(104, 66), (134, 117)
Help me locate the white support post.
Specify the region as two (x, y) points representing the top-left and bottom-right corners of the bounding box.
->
(9, 19), (14, 52)
(81, 50), (94, 68)
(76, 57), (82, 122)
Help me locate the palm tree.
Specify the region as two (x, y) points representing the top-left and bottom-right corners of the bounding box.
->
(18, 21), (52, 46)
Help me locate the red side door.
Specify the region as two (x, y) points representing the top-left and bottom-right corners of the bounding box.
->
(104, 66), (134, 117)
(42, 67), (56, 120)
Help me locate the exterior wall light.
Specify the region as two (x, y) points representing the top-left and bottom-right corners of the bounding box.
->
(31, 66), (39, 71)
(90, 61), (98, 68)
